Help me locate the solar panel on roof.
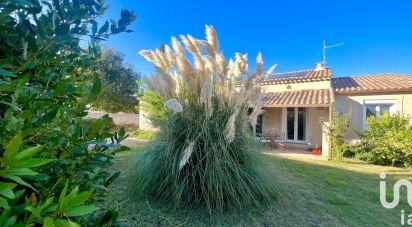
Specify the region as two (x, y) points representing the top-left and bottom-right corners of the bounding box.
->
(268, 71), (308, 80)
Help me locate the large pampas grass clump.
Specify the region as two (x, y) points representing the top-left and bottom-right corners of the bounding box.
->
(129, 25), (278, 211)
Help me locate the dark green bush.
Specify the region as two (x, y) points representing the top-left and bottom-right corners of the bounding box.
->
(355, 113), (412, 167)
(0, 0), (134, 225)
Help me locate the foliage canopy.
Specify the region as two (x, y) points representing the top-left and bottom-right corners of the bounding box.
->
(356, 113), (412, 167)
(0, 0), (134, 225)
(94, 48), (141, 113)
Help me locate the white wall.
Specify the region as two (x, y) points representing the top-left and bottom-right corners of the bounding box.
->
(87, 111), (139, 126)
(262, 80), (331, 93)
(307, 107), (329, 147)
(335, 93), (412, 140)
(262, 108), (282, 134)
(139, 108), (159, 131)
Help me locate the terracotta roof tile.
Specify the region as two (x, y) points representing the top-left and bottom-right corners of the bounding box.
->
(333, 74), (412, 94)
(263, 89), (333, 107)
(261, 68), (332, 85)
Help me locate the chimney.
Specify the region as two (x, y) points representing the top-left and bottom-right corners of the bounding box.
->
(315, 62), (325, 71)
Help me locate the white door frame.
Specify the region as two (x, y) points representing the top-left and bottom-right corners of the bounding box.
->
(282, 107), (309, 144)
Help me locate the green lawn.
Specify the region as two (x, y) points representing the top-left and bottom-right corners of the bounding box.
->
(104, 151), (412, 226)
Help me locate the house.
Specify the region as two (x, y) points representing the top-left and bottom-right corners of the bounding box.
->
(260, 63), (412, 159)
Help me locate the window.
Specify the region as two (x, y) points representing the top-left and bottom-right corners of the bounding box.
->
(256, 114), (263, 136)
(286, 107), (306, 141)
(248, 108), (263, 136)
(363, 100), (396, 130)
(297, 108), (306, 140)
(287, 108), (295, 140)
(366, 104), (392, 119)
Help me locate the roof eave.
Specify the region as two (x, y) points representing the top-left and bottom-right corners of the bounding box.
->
(261, 78), (331, 85)
(263, 104), (332, 108)
(335, 88), (412, 95)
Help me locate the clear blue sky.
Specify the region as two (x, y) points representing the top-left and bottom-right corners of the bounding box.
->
(102, 0), (412, 77)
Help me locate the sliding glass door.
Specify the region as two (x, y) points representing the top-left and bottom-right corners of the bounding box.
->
(286, 107), (307, 142)
(287, 108), (295, 140)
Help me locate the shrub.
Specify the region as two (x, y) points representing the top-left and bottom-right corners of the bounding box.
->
(0, 1), (134, 225)
(139, 89), (168, 127)
(129, 25), (277, 211)
(321, 112), (351, 160)
(356, 113), (412, 167)
(134, 129), (157, 140)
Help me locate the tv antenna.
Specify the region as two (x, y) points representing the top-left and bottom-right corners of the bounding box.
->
(322, 40), (344, 66)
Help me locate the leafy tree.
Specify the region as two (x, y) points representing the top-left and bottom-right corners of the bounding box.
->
(0, 0), (134, 225)
(321, 112), (351, 160)
(356, 113), (412, 167)
(94, 48), (141, 113)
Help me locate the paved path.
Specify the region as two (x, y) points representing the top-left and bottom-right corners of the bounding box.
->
(120, 136), (150, 149)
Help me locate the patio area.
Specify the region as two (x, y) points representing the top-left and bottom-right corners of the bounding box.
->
(263, 147), (326, 160)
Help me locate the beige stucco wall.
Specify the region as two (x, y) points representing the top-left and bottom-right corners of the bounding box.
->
(262, 80), (331, 93)
(139, 107), (159, 131)
(87, 111), (139, 126)
(335, 92), (412, 140)
(262, 108), (282, 134)
(307, 107), (329, 147)
(262, 107), (329, 148)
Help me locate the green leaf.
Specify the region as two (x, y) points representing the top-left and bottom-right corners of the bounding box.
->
(4, 112), (24, 131)
(4, 174), (35, 191)
(88, 75), (102, 102)
(0, 68), (16, 77)
(118, 127), (126, 138)
(43, 217), (56, 227)
(15, 145), (44, 160)
(42, 108), (59, 123)
(25, 205), (41, 219)
(3, 215), (16, 227)
(0, 197), (10, 210)
(98, 20), (109, 35)
(66, 186), (79, 201)
(53, 219), (81, 227)
(40, 197), (55, 211)
(0, 168), (38, 177)
(91, 20), (98, 35)
(0, 208), (11, 225)
(67, 219), (81, 227)
(4, 134), (22, 165)
(68, 190), (94, 208)
(67, 205), (99, 217)
(58, 181), (69, 211)
(14, 158), (54, 168)
(43, 204), (58, 213)
(0, 183), (16, 199)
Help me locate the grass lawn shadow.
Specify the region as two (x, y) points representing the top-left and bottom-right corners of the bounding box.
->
(103, 150), (412, 226)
